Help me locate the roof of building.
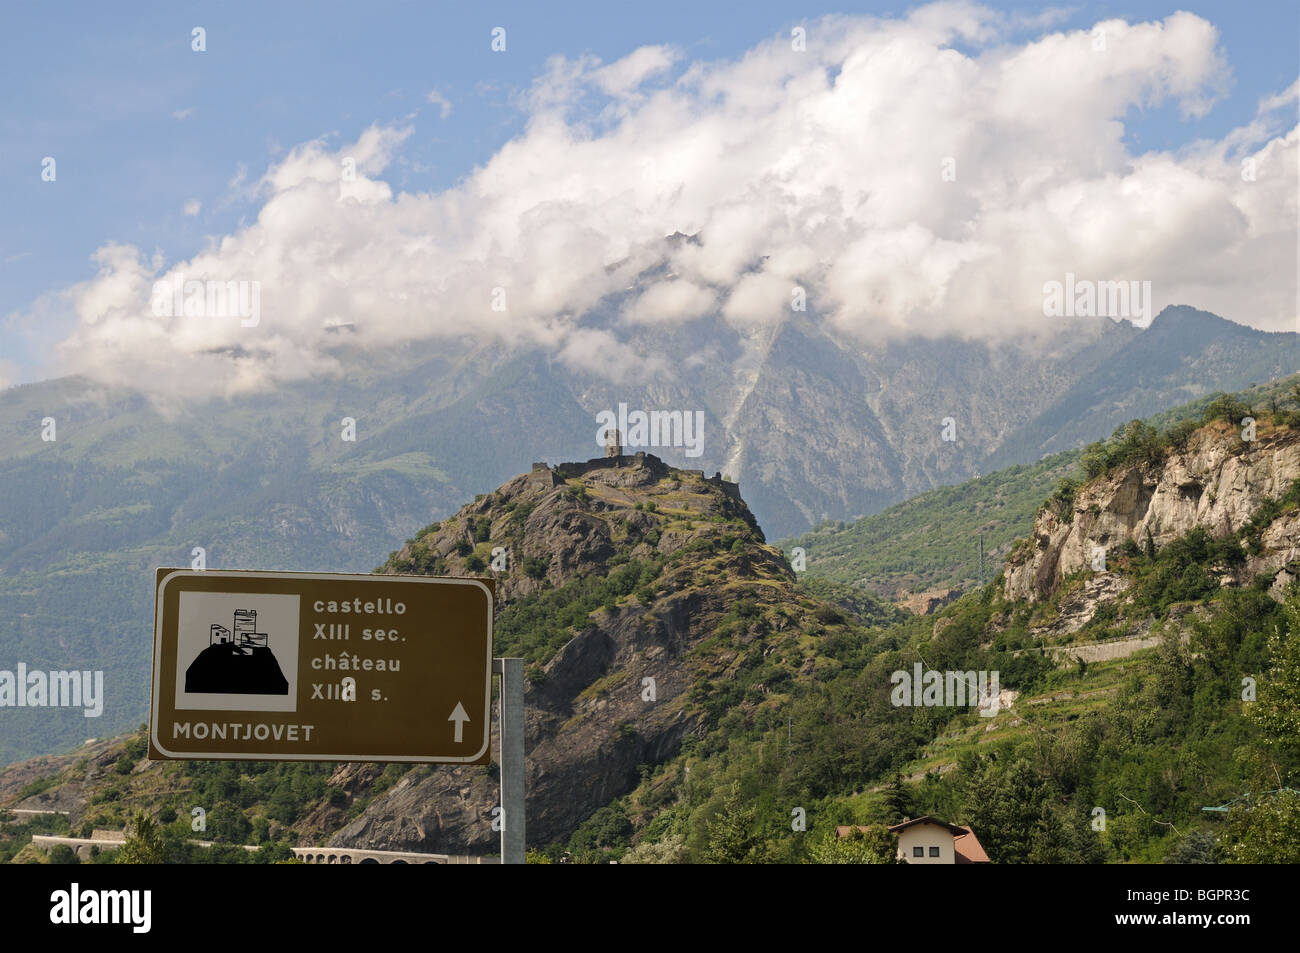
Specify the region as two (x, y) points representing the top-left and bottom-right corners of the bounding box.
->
(952, 826), (991, 864)
(886, 815), (968, 836)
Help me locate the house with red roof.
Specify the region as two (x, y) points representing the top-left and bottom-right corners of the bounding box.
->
(837, 816), (990, 864)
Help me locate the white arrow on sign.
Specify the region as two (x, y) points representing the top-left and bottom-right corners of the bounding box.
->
(448, 702), (470, 743)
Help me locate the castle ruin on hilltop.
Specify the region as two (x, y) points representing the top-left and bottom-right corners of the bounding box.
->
(528, 429), (741, 500)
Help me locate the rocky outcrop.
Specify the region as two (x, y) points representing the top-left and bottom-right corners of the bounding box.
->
(1029, 573), (1131, 637)
(897, 588), (962, 615)
(1004, 424), (1300, 603)
(328, 453), (799, 852)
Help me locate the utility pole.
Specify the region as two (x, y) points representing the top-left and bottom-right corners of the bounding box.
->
(494, 657), (525, 864)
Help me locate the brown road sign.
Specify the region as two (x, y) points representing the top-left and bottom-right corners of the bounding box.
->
(149, 569), (493, 763)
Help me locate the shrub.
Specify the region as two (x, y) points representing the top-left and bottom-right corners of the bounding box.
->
(1045, 479), (1080, 522)
(1202, 393), (1253, 427)
(814, 605), (845, 625)
(49, 845), (80, 865)
(809, 826), (897, 864)
(1131, 526), (1244, 616)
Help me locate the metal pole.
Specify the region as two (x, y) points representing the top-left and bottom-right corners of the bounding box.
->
(494, 657), (525, 864)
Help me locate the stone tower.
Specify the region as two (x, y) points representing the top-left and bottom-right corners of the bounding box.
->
(604, 428), (623, 459)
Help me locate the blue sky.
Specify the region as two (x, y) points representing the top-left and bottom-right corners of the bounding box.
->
(1, 0), (1296, 388)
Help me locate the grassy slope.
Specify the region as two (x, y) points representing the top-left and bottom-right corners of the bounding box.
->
(781, 450), (1080, 599)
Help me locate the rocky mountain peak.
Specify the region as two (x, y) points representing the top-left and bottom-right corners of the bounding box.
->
(342, 451), (826, 850)
(381, 450), (777, 603)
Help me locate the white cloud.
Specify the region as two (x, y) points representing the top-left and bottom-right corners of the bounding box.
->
(425, 89), (452, 119)
(592, 45), (679, 98)
(624, 278), (715, 326)
(182, 199), (201, 216)
(172, 107), (194, 120)
(34, 3), (1297, 402)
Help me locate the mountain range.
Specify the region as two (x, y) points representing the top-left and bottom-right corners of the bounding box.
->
(0, 304), (1294, 763)
(3, 393), (1297, 864)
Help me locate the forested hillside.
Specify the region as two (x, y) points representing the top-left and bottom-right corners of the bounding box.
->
(4, 379), (1299, 865)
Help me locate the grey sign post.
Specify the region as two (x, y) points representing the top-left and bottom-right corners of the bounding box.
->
(494, 657), (526, 864)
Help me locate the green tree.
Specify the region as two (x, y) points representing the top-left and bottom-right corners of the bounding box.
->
(704, 783), (761, 864)
(1026, 801), (1105, 864)
(620, 833), (688, 864)
(569, 803), (633, 857)
(1222, 790), (1300, 864)
(1248, 588), (1300, 758)
(808, 825), (896, 864)
(210, 800), (252, 844)
(962, 758), (1049, 864)
(252, 841), (299, 864)
(1080, 441), (1109, 479)
(882, 773), (911, 824)
(48, 844), (80, 865)
(251, 815), (271, 844)
(1202, 393), (1252, 427)
(267, 785), (299, 824)
(1164, 830), (1219, 864)
(1218, 588), (1300, 863)
(116, 812), (169, 864)
(1149, 630), (1195, 723)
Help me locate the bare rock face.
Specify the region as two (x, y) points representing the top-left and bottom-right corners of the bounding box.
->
(1258, 509), (1300, 599)
(897, 588), (963, 615)
(327, 453), (796, 853)
(1004, 425), (1300, 604)
(1029, 572), (1131, 638)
